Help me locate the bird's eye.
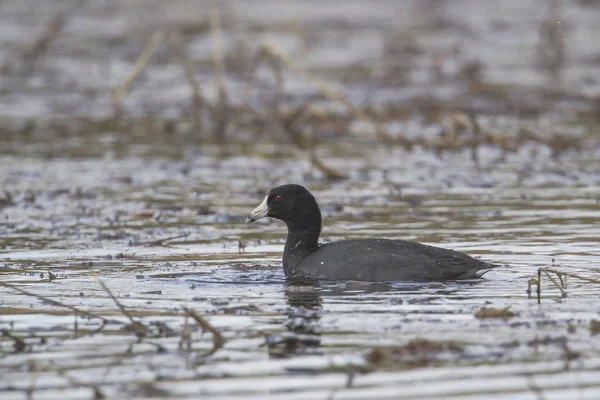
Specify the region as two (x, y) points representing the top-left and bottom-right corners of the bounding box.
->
(275, 195), (282, 201)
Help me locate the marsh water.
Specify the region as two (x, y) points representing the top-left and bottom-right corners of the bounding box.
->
(1, 144), (599, 399)
(2, 0), (600, 399)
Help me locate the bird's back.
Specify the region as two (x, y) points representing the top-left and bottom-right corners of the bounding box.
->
(293, 238), (495, 282)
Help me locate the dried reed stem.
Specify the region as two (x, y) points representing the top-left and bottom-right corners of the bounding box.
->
(111, 30), (168, 106)
(183, 307), (226, 356)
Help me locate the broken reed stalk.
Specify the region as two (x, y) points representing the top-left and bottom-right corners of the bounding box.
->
(92, 272), (148, 339)
(310, 151), (347, 180)
(541, 268), (600, 285)
(25, 14), (65, 64)
(136, 232), (190, 247)
(1, 329), (27, 352)
(74, 311), (79, 339)
(111, 30), (168, 107)
(286, 103), (588, 159)
(283, 106), (311, 150)
(541, 269), (567, 298)
(262, 42), (391, 141)
(92, 273), (135, 325)
(537, 268), (542, 304)
(282, 103), (347, 180)
(168, 32), (206, 132)
(210, 7), (229, 143)
(183, 307), (226, 356)
(1, 11), (69, 75)
(534, 267), (600, 303)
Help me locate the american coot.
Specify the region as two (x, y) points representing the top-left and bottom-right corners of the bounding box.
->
(246, 184), (498, 282)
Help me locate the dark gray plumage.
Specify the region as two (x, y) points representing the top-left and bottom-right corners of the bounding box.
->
(246, 184), (498, 282)
(286, 239), (493, 281)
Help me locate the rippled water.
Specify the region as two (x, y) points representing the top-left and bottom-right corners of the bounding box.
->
(1, 142), (599, 399)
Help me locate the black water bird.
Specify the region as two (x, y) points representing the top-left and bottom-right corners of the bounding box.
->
(246, 184), (497, 282)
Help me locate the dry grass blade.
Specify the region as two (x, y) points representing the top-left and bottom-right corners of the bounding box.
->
(111, 30), (168, 107)
(183, 307), (226, 356)
(92, 272), (135, 323)
(0, 281), (112, 324)
(92, 272), (148, 339)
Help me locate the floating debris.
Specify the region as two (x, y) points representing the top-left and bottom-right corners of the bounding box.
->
(475, 307), (515, 319)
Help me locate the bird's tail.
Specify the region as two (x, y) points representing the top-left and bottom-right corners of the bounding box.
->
(475, 261), (501, 278)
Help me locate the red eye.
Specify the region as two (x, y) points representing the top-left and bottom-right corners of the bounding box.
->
(275, 195), (282, 201)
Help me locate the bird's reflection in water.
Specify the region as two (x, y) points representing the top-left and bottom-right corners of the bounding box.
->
(266, 284), (323, 358)
(264, 279), (486, 358)
(265, 280), (406, 359)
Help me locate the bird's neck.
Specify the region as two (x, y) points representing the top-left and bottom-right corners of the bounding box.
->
(282, 218), (321, 278)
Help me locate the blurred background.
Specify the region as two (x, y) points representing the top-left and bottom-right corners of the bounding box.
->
(1, 0), (599, 159)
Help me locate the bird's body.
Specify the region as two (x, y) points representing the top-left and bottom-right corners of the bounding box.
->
(246, 184), (498, 282)
(284, 239), (492, 281)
